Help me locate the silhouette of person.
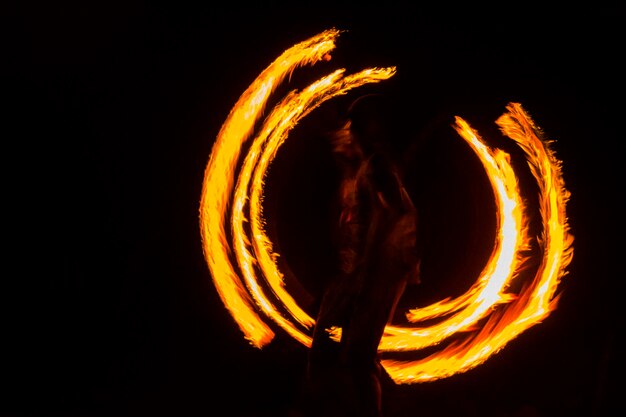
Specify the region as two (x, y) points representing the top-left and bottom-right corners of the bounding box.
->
(304, 94), (422, 417)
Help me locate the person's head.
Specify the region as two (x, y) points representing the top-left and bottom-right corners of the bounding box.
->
(347, 94), (393, 156)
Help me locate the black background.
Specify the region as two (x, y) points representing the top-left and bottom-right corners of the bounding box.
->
(6, 2), (624, 416)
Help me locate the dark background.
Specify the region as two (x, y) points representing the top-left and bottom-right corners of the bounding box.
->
(6, 2), (623, 416)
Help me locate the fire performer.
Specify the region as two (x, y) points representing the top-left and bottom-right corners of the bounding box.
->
(305, 94), (422, 417)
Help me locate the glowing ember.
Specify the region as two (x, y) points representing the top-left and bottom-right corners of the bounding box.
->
(198, 29), (573, 383)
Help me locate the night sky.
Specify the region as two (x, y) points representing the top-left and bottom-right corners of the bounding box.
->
(6, 2), (623, 417)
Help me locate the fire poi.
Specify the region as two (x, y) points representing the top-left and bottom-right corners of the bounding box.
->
(198, 28), (574, 384)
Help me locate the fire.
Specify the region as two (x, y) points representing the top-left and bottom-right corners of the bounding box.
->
(199, 29), (573, 383)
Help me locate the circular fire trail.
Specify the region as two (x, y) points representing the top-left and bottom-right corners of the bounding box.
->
(199, 29), (574, 383)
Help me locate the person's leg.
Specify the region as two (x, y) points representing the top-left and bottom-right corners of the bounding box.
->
(308, 274), (354, 374)
(306, 274), (360, 416)
(341, 259), (409, 417)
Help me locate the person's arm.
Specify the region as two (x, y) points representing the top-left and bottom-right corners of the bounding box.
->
(368, 155), (413, 215)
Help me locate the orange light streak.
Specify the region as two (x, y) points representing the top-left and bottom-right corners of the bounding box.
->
(199, 29), (573, 382)
(381, 106), (573, 382)
(234, 68), (396, 346)
(379, 117), (529, 351)
(199, 29), (341, 347)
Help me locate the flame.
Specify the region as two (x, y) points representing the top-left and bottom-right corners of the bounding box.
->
(199, 29), (342, 347)
(381, 105), (574, 382)
(199, 29), (573, 382)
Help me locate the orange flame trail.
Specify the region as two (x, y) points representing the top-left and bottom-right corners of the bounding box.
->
(381, 106), (574, 382)
(199, 29), (342, 347)
(199, 29), (573, 382)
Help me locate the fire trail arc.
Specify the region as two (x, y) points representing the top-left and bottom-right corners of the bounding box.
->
(198, 28), (574, 384)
